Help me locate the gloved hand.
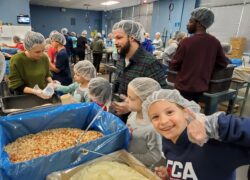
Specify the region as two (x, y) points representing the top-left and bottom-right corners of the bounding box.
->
(154, 166), (169, 180)
(185, 108), (208, 146)
(32, 88), (52, 99)
(186, 109), (224, 146)
(48, 80), (61, 89)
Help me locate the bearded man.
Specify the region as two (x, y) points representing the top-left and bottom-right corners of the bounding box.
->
(111, 20), (167, 122)
(169, 7), (230, 102)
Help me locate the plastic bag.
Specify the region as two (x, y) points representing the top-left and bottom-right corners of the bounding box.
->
(34, 84), (55, 97)
(0, 103), (130, 180)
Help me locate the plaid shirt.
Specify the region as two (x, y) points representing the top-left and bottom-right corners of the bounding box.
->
(113, 46), (167, 95)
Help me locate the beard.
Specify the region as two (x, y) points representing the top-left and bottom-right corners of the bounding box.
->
(118, 40), (130, 57)
(187, 25), (196, 34)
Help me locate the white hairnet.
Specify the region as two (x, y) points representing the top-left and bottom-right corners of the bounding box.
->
(128, 77), (161, 101)
(50, 33), (66, 45)
(61, 28), (68, 35)
(95, 32), (102, 38)
(176, 32), (186, 41)
(49, 30), (59, 37)
(155, 32), (161, 36)
(73, 61), (96, 80)
(88, 77), (112, 104)
(142, 89), (201, 121)
(24, 31), (45, 51)
(112, 20), (145, 43)
(82, 30), (87, 35)
(191, 7), (214, 29)
(45, 38), (51, 45)
(71, 32), (76, 36)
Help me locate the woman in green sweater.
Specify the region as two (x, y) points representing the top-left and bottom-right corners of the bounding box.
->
(8, 31), (53, 99)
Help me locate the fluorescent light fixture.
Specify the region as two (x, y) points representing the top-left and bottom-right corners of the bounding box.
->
(101, 1), (120, 6)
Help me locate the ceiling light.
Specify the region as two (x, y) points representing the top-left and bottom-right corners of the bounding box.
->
(101, 1), (120, 6)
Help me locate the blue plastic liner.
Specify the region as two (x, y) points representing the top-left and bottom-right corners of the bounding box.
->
(230, 58), (242, 67)
(0, 48), (18, 55)
(0, 103), (130, 180)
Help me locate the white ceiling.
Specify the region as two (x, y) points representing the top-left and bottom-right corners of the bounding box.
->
(29, 0), (158, 11)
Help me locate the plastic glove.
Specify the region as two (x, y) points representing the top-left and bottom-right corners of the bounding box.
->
(155, 166), (169, 180)
(43, 85), (54, 96)
(32, 89), (51, 99)
(48, 80), (61, 89)
(111, 95), (130, 115)
(185, 108), (208, 146)
(204, 112), (224, 140)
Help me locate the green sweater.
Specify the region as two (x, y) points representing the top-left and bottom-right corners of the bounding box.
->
(8, 52), (51, 90)
(90, 38), (104, 53)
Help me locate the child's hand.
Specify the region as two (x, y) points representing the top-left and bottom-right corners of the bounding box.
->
(185, 108), (208, 146)
(48, 81), (61, 89)
(155, 166), (169, 180)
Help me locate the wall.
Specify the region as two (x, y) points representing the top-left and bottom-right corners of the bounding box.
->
(199, 0), (250, 53)
(151, 0), (196, 43)
(0, 0), (30, 25)
(30, 5), (102, 37)
(101, 3), (153, 37)
(101, 0), (196, 44)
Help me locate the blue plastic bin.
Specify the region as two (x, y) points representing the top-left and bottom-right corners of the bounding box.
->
(0, 103), (130, 180)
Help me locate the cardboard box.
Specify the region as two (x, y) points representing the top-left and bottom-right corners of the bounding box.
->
(230, 37), (246, 44)
(47, 150), (161, 180)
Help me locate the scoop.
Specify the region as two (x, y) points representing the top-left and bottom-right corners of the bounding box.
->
(75, 103), (107, 145)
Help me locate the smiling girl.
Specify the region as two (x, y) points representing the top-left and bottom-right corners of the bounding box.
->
(143, 89), (250, 180)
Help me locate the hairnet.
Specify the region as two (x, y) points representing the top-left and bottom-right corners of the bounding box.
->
(112, 20), (145, 43)
(71, 32), (76, 36)
(73, 61), (96, 80)
(61, 28), (68, 35)
(142, 89), (201, 121)
(191, 7), (214, 29)
(45, 38), (51, 45)
(155, 32), (161, 36)
(88, 77), (112, 104)
(82, 30), (87, 35)
(95, 32), (102, 38)
(49, 30), (59, 37)
(24, 31), (45, 51)
(128, 77), (161, 101)
(50, 33), (66, 45)
(176, 32), (186, 41)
